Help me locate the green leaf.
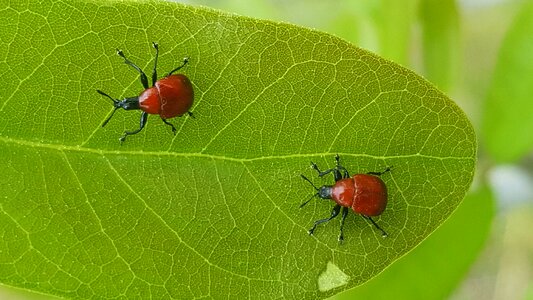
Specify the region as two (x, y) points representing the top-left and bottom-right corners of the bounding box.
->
(420, 0), (460, 92)
(376, 0), (418, 65)
(332, 186), (495, 299)
(482, 2), (533, 163)
(0, 1), (475, 299)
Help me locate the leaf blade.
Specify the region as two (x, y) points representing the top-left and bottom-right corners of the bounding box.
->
(482, 2), (533, 162)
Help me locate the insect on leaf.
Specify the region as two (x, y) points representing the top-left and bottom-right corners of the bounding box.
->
(0, 1), (476, 299)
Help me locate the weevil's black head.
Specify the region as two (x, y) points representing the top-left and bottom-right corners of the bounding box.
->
(299, 175), (333, 208)
(118, 97), (140, 111)
(317, 186), (332, 199)
(97, 90), (140, 127)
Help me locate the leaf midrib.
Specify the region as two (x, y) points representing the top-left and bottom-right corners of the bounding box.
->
(0, 136), (474, 162)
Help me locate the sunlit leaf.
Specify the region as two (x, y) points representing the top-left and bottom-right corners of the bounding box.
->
(333, 186), (494, 299)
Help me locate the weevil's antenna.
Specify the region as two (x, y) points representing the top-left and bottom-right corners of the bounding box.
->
(300, 174), (320, 208)
(300, 193), (319, 208)
(301, 174), (319, 190)
(97, 90), (120, 127)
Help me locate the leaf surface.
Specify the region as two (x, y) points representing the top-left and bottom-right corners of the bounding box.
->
(420, 0), (460, 92)
(0, 1), (476, 299)
(335, 187), (494, 299)
(482, 2), (533, 162)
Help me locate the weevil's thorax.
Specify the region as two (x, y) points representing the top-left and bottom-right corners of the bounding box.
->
(138, 87), (161, 114)
(331, 178), (356, 208)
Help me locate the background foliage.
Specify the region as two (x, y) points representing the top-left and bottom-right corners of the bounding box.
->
(174, 0), (533, 299)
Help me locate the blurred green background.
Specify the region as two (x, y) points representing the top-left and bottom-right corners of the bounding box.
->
(171, 0), (533, 299)
(2, 0), (532, 299)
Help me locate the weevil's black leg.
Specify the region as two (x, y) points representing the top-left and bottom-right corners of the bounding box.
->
(338, 207), (349, 243)
(311, 163), (342, 181)
(116, 48), (149, 89)
(161, 118), (176, 134)
(187, 111), (195, 118)
(151, 42), (159, 86)
(340, 167), (350, 179)
(333, 168), (343, 181)
(363, 216), (388, 237)
(333, 154), (350, 179)
(367, 166), (392, 177)
(312, 156), (349, 182)
(167, 57), (190, 76)
(311, 162), (336, 178)
(308, 205), (341, 236)
(119, 112), (148, 143)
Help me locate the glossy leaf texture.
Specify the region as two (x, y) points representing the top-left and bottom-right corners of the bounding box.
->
(0, 1), (476, 299)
